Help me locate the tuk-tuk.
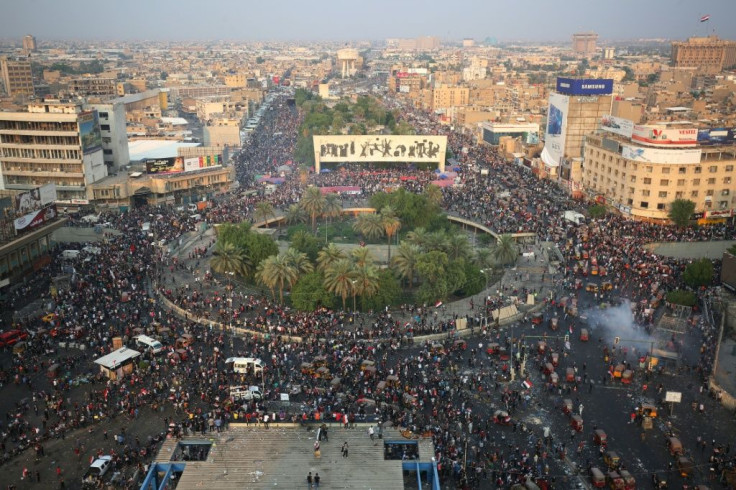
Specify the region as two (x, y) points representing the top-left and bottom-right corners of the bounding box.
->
(565, 367), (575, 383)
(580, 328), (589, 341)
(677, 456), (693, 478)
(639, 403), (657, 418)
(486, 343), (500, 355)
(330, 377), (341, 387)
(562, 398), (573, 415)
(549, 317), (559, 331)
(550, 372), (559, 385)
(619, 470), (635, 490)
(315, 366), (331, 379)
(575, 279), (582, 290)
(376, 381), (387, 392)
(532, 315), (543, 325)
(12, 342), (26, 355)
(549, 352), (559, 367)
(47, 363), (60, 379)
(453, 339), (467, 351)
(301, 362), (315, 375)
(586, 282), (598, 293)
(313, 355), (328, 367)
(602, 282), (613, 291)
(668, 437), (683, 456)
(591, 265), (599, 276)
(430, 343), (446, 356)
(621, 370), (633, 384)
(571, 414), (583, 432)
(538, 341), (547, 354)
(360, 360), (376, 372)
(543, 362), (555, 375)
(613, 364), (625, 379)
(603, 451), (620, 470)
(386, 375), (400, 387)
(593, 429), (607, 446)
(590, 467), (606, 488)
(176, 349), (188, 361)
(606, 471), (624, 490)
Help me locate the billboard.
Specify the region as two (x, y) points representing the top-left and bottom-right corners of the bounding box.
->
(312, 135), (448, 172)
(541, 92), (569, 167)
(14, 183), (57, 214)
(14, 204), (58, 232)
(601, 115), (634, 138)
(556, 77), (613, 96)
(632, 125), (697, 147)
(698, 128), (736, 146)
(146, 157), (183, 174)
(79, 111), (102, 154)
(183, 155), (221, 172)
(621, 145), (702, 164)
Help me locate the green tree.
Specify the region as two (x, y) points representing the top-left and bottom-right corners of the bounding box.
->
(300, 186), (326, 232)
(493, 234), (518, 266)
(416, 250), (450, 304)
(666, 289), (697, 307)
(424, 184), (443, 208)
(727, 244), (736, 256)
(392, 120), (415, 135)
(668, 199), (696, 228)
(474, 248), (495, 270)
(317, 243), (346, 272)
(406, 227), (430, 251)
(256, 56), (265, 64)
(254, 201), (277, 227)
(285, 204), (308, 225)
(362, 270), (403, 311)
(290, 230), (322, 262)
(381, 206), (401, 263)
(445, 234), (472, 262)
(292, 271), (333, 311)
(352, 263), (380, 310)
(588, 204), (607, 219)
(392, 243), (421, 287)
(242, 233), (279, 275)
(323, 193), (343, 223)
(210, 241), (251, 279)
(256, 253), (297, 303)
(683, 258), (714, 288)
(351, 247), (375, 268)
(457, 260), (486, 296)
(283, 248), (314, 277)
(323, 259), (357, 310)
(353, 213), (384, 241)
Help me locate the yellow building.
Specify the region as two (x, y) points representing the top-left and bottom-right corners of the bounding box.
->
(430, 86), (469, 111)
(0, 57), (34, 97)
(583, 133), (736, 222)
(671, 36), (736, 74)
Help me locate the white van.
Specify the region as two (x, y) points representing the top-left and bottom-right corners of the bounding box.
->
(134, 335), (163, 354)
(229, 385), (263, 401)
(225, 357), (265, 374)
(61, 250), (81, 260)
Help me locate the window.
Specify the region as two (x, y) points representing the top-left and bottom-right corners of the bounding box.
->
(721, 201), (729, 209)
(627, 198), (633, 205)
(722, 189), (730, 196)
(693, 179), (700, 185)
(708, 178), (716, 185)
(726, 165), (734, 172)
(709, 166), (718, 173)
(660, 179), (669, 186)
(643, 178), (652, 184)
(640, 202), (649, 208)
(630, 176), (636, 183)
(675, 191), (684, 198)
(679, 167), (687, 174)
(100, 124), (110, 131)
(662, 167), (670, 174)
(724, 177), (732, 184)
(103, 149), (113, 155)
(98, 112), (109, 119)
(102, 137), (111, 144)
(706, 189), (715, 196)
(695, 167), (702, 174)
(677, 179), (686, 186)
(658, 191), (668, 198)
(646, 166), (653, 173)
(642, 190), (650, 196)
(657, 203), (666, 210)
(691, 191), (699, 197)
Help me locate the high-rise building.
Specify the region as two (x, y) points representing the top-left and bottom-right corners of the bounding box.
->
(87, 101), (130, 173)
(671, 36), (736, 74)
(0, 102), (108, 204)
(22, 35), (37, 53)
(0, 56), (34, 97)
(70, 77), (117, 97)
(572, 32), (598, 55)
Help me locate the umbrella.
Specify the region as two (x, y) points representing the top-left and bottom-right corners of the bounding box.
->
(320, 168), (332, 173)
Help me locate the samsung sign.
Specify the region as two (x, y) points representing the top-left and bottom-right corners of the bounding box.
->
(556, 78), (613, 96)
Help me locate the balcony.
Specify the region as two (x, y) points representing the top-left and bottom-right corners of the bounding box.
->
(2, 169), (84, 178)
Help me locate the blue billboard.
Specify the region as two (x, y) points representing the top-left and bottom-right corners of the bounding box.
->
(697, 128), (736, 146)
(556, 78), (613, 96)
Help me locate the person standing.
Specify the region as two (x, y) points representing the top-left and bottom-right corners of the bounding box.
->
(307, 472), (313, 488)
(314, 473), (321, 487)
(369, 425), (375, 442)
(342, 441), (349, 457)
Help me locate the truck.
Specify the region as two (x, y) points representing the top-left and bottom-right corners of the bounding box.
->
(230, 385), (263, 401)
(82, 455), (113, 488)
(563, 210), (585, 226)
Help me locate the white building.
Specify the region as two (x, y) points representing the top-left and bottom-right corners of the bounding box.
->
(88, 101), (130, 173)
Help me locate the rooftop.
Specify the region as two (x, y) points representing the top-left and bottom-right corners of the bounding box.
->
(128, 140), (200, 161)
(94, 347), (141, 369)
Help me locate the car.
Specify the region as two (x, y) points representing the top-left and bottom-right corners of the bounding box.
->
(82, 455), (113, 488)
(0, 330), (29, 348)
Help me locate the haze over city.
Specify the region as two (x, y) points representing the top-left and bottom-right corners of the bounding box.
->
(2, 0), (736, 41)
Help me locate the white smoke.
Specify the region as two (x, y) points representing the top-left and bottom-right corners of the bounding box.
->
(581, 300), (653, 346)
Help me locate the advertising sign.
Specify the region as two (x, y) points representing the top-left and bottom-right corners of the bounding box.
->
(706, 209), (733, 218)
(14, 204), (58, 232)
(14, 183), (57, 214)
(541, 93), (569, 167)
(632, 125), (697, 147)
(600, 115), (634, 138)
(697, 128), (736, 146)
(621, 145), (702, 164)
(79, 111), (102, 154)
(183, 155), (221, 172)
(146, 157), (183, 174)
(556, 77), (613, 96)
(664, 391), (682, 403)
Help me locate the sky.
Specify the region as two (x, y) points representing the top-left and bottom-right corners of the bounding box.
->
(2, 0), (735, 42)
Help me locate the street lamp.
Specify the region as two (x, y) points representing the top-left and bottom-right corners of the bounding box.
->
(351, 280), (357, 313)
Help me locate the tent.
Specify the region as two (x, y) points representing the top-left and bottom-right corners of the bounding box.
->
(277, 165), (292, 173)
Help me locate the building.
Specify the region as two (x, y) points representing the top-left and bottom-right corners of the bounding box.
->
(583, 128), (736, 222)
(0, 216), (66, 289)
(70, 77), (117, 97)
(0, 102), (107, 205)
(22, 35), (37, 53)
(87, 101), (130, 173)
(430, 85), (469, 111)
(0, 57), (34, 97)
(337, 48), (360, 78)
(94, 347), (141, 380)
(397, 36), (441, 51)
(203, 118), (241, 148)
(481, 122), (540, 145)
(671, 36), (736, 74)
(541, 77), (613, 188)
(462, 38), (475, 48)
(572, 32), (598, 56)
(603, 47), (615, 59)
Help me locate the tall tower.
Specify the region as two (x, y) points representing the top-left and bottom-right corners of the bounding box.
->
(22, 35), (37, 53)
(572, 32), (598, 56)
(0, 56), (34, 97)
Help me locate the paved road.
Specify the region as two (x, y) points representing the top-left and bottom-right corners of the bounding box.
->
(648, 240), (736, 260)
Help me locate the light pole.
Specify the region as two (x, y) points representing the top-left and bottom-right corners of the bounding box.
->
(351, 280), (357, 313)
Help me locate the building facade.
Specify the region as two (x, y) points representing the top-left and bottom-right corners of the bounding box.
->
(583, 133), (736, 222)
(0, 57), (34, 97)
(70, 77), (117, 97)
(572, 33), (598, 55)
(22, 35), (37, 53)
(88, 101), (130, 173)
(0, 102), (107, 205)
(671, 36), (736, 74)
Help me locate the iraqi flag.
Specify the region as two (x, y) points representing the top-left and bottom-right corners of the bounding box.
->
(435, 301), (443, 308)
(522, 380), (533, 389)
(700, 15), (710, 22)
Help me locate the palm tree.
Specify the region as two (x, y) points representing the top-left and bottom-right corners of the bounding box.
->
(493, 234), (518, 266)
(424, 183), (443, 207)
(323, 193), (343, 224)
(445, 234), (472, 261)
(300, 186), (326, 232)
(380, 206), (401, 263)
(210, 241), (251, 279)
(352, 263), (380, 310)
(255, 258), (277, 300)
(323, 259), (357, 311)
(425, 231), (449, 253)
(406, 227), (430, 251)
(254, 201), (277, 228)
(257, 253), (297, 304)
(351, 247), (374, 268)
(283, 247), (314, 276)
(285, 204), (307, 225)
(353, 213), (384, 241)
(392, 242), (420, 287)
(317, 243), (346, 272)
(474, 247), (495, 270)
